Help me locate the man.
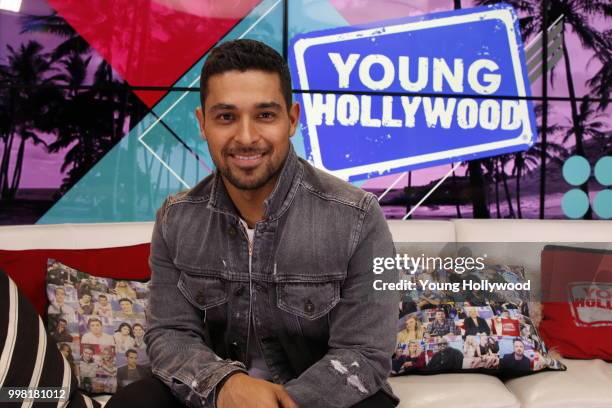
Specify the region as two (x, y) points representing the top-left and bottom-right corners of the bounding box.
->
(500, 339), (531, 371)
(117, 349), (151, 390)
(114, 298), (143, 319)
(50, 318), (73, 343)
(108, 39), (398, 408)
(79, 346), (98, 380)
(48, 287), (76, 322)
(78, 293), (95, 315)
(426, 338), (463, 372)
(94, 294), (113, 318)
(81, 317), (115, 346)
(428, 309), (455, 337)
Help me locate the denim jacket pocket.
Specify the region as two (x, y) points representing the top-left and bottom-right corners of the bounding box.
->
(277, 281), (341, 320)
(178, 272), (229, 310)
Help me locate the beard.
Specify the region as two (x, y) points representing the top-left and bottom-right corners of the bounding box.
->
(216, 144), (287, 191)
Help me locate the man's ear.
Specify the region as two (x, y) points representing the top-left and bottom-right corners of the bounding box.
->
(288, 102), (301, 138)
(195, 107), (206, 141)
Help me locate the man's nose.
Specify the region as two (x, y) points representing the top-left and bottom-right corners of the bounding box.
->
(234, 117), (260, 145)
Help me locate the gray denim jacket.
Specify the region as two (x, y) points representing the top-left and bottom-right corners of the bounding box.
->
(145, 145), (400, 408)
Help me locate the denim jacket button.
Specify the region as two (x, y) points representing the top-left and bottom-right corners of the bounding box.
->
(228, 226), (237, 237)
(305, 299), (315, 314)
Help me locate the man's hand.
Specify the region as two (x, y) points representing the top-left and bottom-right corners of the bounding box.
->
(217, 373), (299, 408)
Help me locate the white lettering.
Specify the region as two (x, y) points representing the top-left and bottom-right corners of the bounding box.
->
(468, 59), (501, 94)
(359, 54), (395, 90)
(329, 53), (360, 89)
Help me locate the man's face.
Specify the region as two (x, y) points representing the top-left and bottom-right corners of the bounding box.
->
(99, 296), (108, 306)
(82, 349), (93, 362)
(58, 320), (66, 331)
(514, 341), (524, 357)
(55, 289), (65, 304)
(90, 321), (102, 335)
(127, 352), (138, 367)
(120, 301), (133, 313)
(196, 70), (300, 191)
(82, 294), (91, 304)
(435, 311), (445, 322)
(134, 326), (144, 337)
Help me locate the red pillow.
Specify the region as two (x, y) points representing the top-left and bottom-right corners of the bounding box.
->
(0, 244), (151, 316)
(540, 245), (612, 361)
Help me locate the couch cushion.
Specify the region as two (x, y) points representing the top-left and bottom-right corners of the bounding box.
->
(0, 222), (154, 250)
(46, 260), (151, 395)
(389, 373), (520, 408)
(0, 244), (151, 316)
(505, 358), (612, 408)
(452, 219), (612, 243)
(540, 246), (612, 360)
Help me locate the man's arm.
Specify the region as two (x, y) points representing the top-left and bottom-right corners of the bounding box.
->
(284, 194), (398, 407)
(144, 199), (247, 408)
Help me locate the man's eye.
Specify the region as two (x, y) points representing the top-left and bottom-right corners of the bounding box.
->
(258, 112), (276, 120)
(217, 113), (234, 121)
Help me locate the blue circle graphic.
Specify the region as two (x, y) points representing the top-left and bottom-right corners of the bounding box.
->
(561, 189), (590, 219)
(594, 156), (612, 186)
(562, 156), (591, 186)
(593, 189), (612, 219)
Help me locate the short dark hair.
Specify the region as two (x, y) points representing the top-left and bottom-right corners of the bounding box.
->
(125, 349), (138, 358)
(119, 298), (132, 304)
(199, 39), (292, 111)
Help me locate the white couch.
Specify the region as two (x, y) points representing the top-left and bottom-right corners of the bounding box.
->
(1, 219), (611, 408)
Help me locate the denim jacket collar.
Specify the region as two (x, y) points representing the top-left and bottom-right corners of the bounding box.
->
(207, 144), (302, 221)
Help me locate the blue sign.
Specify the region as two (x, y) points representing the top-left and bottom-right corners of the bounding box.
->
(290, 4), (537, 182)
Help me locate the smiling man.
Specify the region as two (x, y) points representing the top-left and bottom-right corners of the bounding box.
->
(107, 39), (398, 408)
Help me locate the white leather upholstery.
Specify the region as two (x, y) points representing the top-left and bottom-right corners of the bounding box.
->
(0, 222), (154, 249)
(1, 219), (611, 408)
(452, 219), (612, 242)
(389, 373), (520, 408)
(505, 359), (612, 408)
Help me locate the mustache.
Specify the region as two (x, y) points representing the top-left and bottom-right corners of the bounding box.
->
(223, 146), (271, 156)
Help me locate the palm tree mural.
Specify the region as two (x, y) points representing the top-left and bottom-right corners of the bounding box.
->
(0, 41), (62, 202)
(512, 141), (566, 218)
(476, 0), (612, 219)
(561, 96), (610, 154)
(19, 12), (148, 197)
(587, 29), (611, 111)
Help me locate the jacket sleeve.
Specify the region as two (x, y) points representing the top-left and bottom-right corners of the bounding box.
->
(144, 199), (247, 408)
(284, 194), (399, 407)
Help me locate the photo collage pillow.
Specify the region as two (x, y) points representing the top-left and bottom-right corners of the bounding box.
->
(393, 264), (565, 377)
(46, 259), (151, 394)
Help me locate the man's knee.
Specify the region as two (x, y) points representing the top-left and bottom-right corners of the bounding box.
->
(351, 389), (397, 408)
(106, 376), (184, 408)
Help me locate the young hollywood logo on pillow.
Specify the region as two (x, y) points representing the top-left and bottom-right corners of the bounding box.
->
(568, 282), (612, 327)
(540, 245), (612, 360)
(392, 264), (565, 376)
(46, 259), (151, 394)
